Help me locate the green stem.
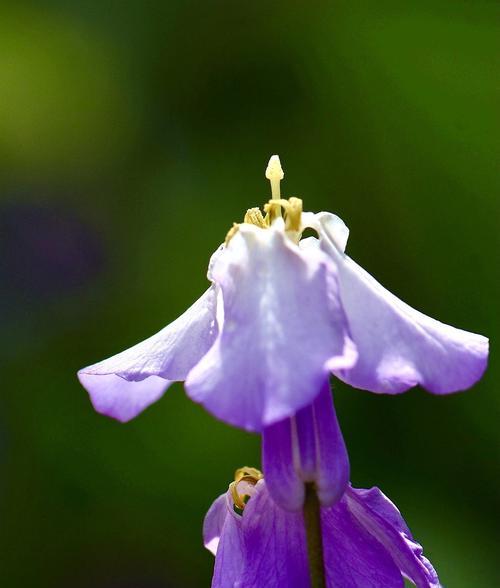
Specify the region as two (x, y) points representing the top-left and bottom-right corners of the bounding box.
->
(303, 484), (326, 588)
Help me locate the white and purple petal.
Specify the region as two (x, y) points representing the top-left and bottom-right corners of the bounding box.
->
(313, 212), (488, 394)
(186, 223), (357, 432)
(78, 374), (171, 424)
(78, 286), (218, 421)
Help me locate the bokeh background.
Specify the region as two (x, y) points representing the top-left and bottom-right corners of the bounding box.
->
(0, 1), (498, 586)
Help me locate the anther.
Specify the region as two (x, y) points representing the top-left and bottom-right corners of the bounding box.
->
(263, 196), (303, 239)
(229, 466), (263, 511)
(244, 208), (267, 228)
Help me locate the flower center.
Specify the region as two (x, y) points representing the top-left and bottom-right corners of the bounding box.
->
(225, 155), (304, 243)
(264, 196), (303, 236)
(229, 466), (263, 511)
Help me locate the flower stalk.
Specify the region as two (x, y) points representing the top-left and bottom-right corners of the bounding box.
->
(304, 484), (326, 588)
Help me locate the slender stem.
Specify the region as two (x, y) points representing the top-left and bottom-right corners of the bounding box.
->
(303, 483), (326, 588)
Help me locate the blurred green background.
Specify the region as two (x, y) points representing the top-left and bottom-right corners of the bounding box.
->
(0, 1), (498, 586)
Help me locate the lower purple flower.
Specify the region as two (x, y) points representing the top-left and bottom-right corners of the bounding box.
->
(204, 471), (440, 588)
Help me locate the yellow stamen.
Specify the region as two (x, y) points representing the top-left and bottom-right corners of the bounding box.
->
(225, 222), (240, 244)
(243, 207), (267, 228)
(264, 196), (303, 235)
(229, 466), (263, 511)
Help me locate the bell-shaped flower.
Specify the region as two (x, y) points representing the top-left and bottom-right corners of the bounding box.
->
(78, 156), (488, 430)
(203, 467), (440, 588)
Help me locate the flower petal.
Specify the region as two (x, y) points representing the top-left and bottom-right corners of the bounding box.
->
(240, 480), (310, 588)
(185, 224), (357, 431)
(203, 493), (228, 556)
(262, 416), (305, 512)
(78, 373), (171, 423)
(211, 509), (244, 588)
(302, 211), (349, 253)
(346, 486), (440, 588)
(316, 212), (488, 394)
(263, 381), (349, 511)
(322, 498), (404, 588)
(78, 286), (218, 421)
(295, 402), (317, 480)
(313, 384), (350, 507)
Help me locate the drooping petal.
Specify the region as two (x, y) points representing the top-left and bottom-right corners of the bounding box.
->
(186, 223), (357, 431)
(302, 211), (349, 253)
(295, 402), (317, 480)
(78, 286), (218, 421)
(262, 416), (305, 511)
(345, 486), (440, 588)
(263, 381), (349, 512)
(79, 374), (170, 423)
(240, 480), (311, 588)
(315, 212), (488, 394)
(322, 499), (404, 588)
(203, 493), (228, 556)
(313, 384), (350, 507)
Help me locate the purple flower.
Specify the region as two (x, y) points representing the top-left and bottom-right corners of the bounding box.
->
(78, 156), (488, 430)
(203, 468), (440, 588)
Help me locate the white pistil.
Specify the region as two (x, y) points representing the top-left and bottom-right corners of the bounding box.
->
(265, 154), (284, 220)
(265, 154), (284, 200)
